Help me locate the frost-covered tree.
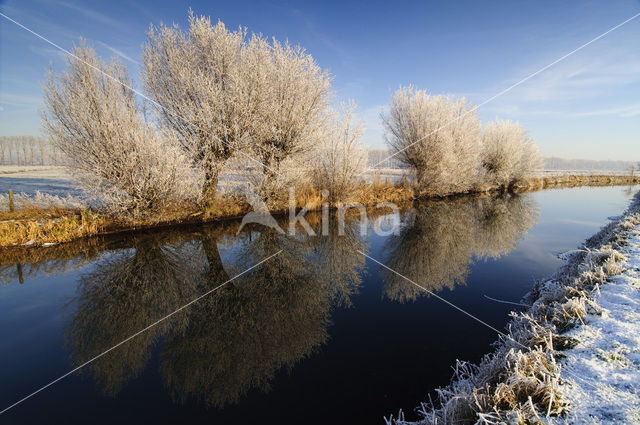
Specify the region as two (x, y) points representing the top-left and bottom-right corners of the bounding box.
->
(41, 43), (196, 217)
(143, 12), (332, 208)
(481, 120), (542, 186)
(143, 15), (260, 207)
(315, 104), (368, 204)
(252, 38), (331, 197)
(382, 86), (483, 196)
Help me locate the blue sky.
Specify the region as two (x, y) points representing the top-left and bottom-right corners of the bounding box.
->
(1, 0), (639, 160)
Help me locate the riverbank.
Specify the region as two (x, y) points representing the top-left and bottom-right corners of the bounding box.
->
(386, 190), (640, 424)
(0, 173), (638, 249)
(512, 174), (640, 192)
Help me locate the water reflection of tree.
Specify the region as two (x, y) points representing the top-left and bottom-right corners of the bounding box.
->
(161, 229), (331, 407)
(474, 194), (539, 259)
(307, 211), (367, 307)
(65, 215), (368, 407)
(382, 194), (538, 302)
(0, 240), (117, 286)
(65, 236), (201, 395)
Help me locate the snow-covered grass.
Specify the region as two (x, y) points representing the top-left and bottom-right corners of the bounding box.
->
(386, 191), (640, 425)
(558, 231), (640, 424)
(0, 191), (87, 214)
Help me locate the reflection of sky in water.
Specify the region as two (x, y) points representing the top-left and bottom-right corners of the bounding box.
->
(0, 185), (637, 424)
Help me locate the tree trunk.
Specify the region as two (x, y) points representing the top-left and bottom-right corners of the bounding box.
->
(202, 170), (220, 210)
(200, 232), (230, 287)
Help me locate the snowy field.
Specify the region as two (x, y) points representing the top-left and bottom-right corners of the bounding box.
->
(0, 166), (80, 198)
(559, 230), (640, 424)
(0, 165), (69, 177)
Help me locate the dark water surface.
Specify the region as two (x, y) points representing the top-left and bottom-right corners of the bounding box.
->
(0, 186), (637, 424)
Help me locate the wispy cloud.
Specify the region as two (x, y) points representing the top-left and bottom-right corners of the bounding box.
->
(501, 33), (640, 104)
(0, 92), (43, 107)
(96, 41), (140, 65)
(28, 44), (67, 60)
(481, 26), (640, 121)
(514, 59), (640, 102)
(53, 0), (121, 27)
(289, 8), (353, 68)
(571, 104), (640, 118)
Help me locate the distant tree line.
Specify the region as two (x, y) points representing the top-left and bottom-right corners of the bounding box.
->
(366, 149), (406, 169)
(369, 151), (639, 174)
(0, 135), (62, 166)
(544, 157), (639, 172)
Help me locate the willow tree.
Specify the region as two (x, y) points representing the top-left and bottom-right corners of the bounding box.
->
(382, 86), (483, 196)
(41, 43), (195, 217)
(314, 104), (368, 204)
(481, 120), (542, 186)
(251, 38), (331, 203)
(143, 12), (331, 207)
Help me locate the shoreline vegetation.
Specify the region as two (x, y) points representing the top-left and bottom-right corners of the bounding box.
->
(386, 189), (640, 424)
(0, 174), (638, 249)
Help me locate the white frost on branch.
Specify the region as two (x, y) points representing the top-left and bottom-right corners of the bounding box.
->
(482, 120), (542, 186)
(41, 42), (198, 218)
(314, 103), (368, 204)
(382, 86), (483, 196)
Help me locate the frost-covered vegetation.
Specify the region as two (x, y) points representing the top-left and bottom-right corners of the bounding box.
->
(35, 12), (547, 223)
(42, 42), (198, 218)
(39, 12), (369, 220)
(315, 104), (368, 203)
(382, 87), (484, 196)
(482, 120), (542, 187)
(382, 86), (542, 197)
(558, 233), (640, 424)
(386, 191), (640, 424)
(142, 13), (337, 207)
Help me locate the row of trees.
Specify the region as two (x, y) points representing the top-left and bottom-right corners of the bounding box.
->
(42, 12), (541, 218)
(43, 13), (368, 217)
(382, 86), (542, 196)
(0, 135), (61, 166)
